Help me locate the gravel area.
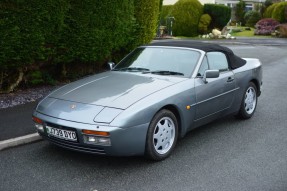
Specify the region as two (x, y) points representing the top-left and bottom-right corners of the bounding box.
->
(0, 86), (60, 109)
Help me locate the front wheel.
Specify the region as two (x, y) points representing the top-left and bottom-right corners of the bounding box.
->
(236, 82), (258, 119)
(145, 109), (178, 161)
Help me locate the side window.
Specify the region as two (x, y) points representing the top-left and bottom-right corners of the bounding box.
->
(206, 52), (229, 72)
(197, 56), (209, 77)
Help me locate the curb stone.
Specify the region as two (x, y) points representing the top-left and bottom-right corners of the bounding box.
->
(0, 133), (42, 151)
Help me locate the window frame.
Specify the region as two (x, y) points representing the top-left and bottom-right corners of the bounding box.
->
(196, 51), (230, 78)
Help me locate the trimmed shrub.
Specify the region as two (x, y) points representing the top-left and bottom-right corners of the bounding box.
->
(0, 0), (69, 91)
(264, 2), (287, 23)
(198, 14), (212, 34)
(244, 11), (261, 27)
(275, 24), (287, 38)
(133, 0), (161, 45)
(203, 4), (231, 30)
(0, 0), (162, 92)
(171, 0), (203, 37)
(263, 3), (276, 18)
(272, 2), (287, 23)
(254, 18), (280, 35)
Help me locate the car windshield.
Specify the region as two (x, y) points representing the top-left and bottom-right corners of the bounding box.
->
(113, 47), (201, 77)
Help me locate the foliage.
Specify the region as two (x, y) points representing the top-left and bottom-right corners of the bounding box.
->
(263, 3), (276, 18)
(0, 0), (69, 91)
(254, 18), (280, 35)
(235, 0), (246, 25)
(272, 2), (287, 23)
(264, 2), (287, 23)
(275, 24), (287, 38)
(133, 0), (161, 46)
(264, 0), (273, 8)
(203, 4), (231, 30)
(171, 0), (203, 37)
(0, 0), (161, 92)
(198, 14), (212, 34)
(160, 5), (173, 25)
(244, 11), (261, 27)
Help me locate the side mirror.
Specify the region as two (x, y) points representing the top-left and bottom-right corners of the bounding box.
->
(107, 62), (115, 70)
(202, 70), (219, 83)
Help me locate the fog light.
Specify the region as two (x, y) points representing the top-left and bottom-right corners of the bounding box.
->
(83, 135), (111, 146)
(98, 137), (111, 145)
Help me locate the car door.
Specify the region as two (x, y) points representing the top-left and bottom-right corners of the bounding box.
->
(194, 52), (236, 120)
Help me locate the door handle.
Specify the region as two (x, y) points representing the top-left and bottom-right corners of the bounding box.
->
(227, 77), (234, 82)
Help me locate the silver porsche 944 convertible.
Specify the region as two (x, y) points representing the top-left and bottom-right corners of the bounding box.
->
(33, 41), (263, 160)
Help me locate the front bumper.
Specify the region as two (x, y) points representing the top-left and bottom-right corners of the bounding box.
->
(33, 111), (149, 156)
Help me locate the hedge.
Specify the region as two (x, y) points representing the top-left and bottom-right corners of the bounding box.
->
(0, 0), (160, 92)
(171, 0), (203, 37)
(133, 0), (161, 46)
(203, 4), (231, 30)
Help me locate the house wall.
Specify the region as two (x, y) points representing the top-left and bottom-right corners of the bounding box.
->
(163, 0), (215, 5)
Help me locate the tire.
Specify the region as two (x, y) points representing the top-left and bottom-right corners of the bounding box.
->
(236, 82), (258, 119)
(145, 109), (178, 161)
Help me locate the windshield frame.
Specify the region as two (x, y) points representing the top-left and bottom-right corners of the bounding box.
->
(113, 46), (204, 78)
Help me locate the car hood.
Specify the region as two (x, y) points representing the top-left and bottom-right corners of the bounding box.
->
(47, 71), (186, 109)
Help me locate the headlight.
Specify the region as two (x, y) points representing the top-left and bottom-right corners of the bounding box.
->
(82, 129), (111, 146)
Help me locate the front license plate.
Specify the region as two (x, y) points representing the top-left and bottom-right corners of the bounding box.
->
(46, 126), (77, 141)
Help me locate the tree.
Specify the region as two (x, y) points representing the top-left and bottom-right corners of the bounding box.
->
(235, 0), (246, 25)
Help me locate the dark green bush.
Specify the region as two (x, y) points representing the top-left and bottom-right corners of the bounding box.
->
(198, 14), (212, 34)
(28, 71), (44, 85)
(0, 0), (68, 91)
(171, 0), (203, 37)
(1, 0), (162, 92)
(244, 11), (261, 27)
(203, 4), (231, 30)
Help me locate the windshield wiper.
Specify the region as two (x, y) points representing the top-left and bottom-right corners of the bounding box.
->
(113, 67), (150, 72)
(142, 70), (184, 76)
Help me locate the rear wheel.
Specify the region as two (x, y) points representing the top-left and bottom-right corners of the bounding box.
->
(145, 109), (178, 161)
(236, 82), (257, 119)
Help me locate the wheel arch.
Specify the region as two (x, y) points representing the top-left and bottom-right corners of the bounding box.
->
(250, 79), (261, 96)
(160, 104), (183, 138)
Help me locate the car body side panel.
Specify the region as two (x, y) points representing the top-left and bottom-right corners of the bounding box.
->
(194, 71), (236, 120)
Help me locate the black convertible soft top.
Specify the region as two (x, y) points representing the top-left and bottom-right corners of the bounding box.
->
(148, 40), (246, 69)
